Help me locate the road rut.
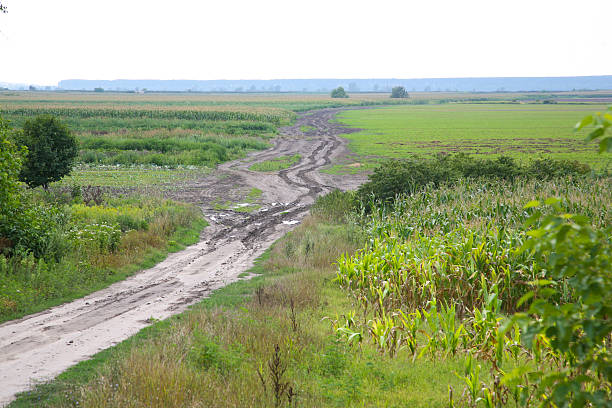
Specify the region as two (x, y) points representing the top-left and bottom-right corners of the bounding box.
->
(0, 108), (365, 406)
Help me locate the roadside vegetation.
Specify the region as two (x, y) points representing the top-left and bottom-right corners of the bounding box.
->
(0, 117), (206, 322)
(12, 164), (610, 407)
(3, 93), (611, 407)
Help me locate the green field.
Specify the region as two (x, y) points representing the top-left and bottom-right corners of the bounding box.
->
(56, 165), (210, 188)
(0, 92), (411, 188)
(335, 103), (611, 169)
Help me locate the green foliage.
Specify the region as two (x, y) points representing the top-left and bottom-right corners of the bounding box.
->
(510, 200), (611, 407)
(390, 86), (409, 99)
(335, 175), (611, 407)
(78, 135), (269, 167)
(2, 106), (294, 125)
(0, 118), (66, 258)
(357, 154), (592, 205)
(188, 330), (244, 375)
(331, 87), (348, 98)
(0, 117), (26, 232)
(18, 115), (78, 188)
(357, 157), (455, 204)
(0, 196), (204, 320)
(310, 189), (356, 223)
(575, 106), (612, 153)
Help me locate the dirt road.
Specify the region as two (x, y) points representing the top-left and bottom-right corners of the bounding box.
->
(0, 108), (366, 406)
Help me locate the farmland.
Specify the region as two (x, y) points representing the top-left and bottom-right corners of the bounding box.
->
(332, 103), (611, 171)
(11, 176), (610, 407)
(0, 92), (411, 190)
(2, 91), (611, 407)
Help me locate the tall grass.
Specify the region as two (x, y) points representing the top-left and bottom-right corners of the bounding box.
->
(0, 194), (204, 321)
(13, 195), (472, 408)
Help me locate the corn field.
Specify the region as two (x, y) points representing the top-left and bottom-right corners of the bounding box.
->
(334, 177), (612, 407)
(0, 104), (295, 124)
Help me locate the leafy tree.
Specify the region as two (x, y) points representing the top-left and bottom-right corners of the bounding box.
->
(331, 86), (348, 98)
(501, 111), (612, 406)
(390, 86), (409, 98)
(511, 200), (612, 407)
(0, 117), (25, 216)
(18, 115), (78, 189)
(0, 117), (26, 251)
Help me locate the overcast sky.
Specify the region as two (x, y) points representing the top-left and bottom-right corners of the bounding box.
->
(0, 0), (610, 86)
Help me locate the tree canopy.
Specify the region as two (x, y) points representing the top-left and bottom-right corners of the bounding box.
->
(331, 87), (348, 98)
(17, 115), (78, 189)
(390, 86), (409, 98)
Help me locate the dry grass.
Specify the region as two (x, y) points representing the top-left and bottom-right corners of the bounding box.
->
(52, 214), (362, 407)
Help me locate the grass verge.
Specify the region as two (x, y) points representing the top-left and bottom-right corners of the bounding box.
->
(0, 217), (207, 324)
(10, 209), (468, 407)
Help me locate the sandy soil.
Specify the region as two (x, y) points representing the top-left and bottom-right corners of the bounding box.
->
(0, 108), (367, 406)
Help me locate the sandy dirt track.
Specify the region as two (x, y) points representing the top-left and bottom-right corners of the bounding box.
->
(0, 108), (366, 406)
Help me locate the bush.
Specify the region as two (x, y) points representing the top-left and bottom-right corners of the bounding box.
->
(390, 86), (409, 98)
(5, 204), (68, 259)
(447, 153), (522, 180)
(0, 117), (27, 248)
(357, 154), (592, 206)
(357, 158), (458, 204)
(331, 87), (348, 98)
(525, 157), (591, 179)
(17, 115), (78, 189)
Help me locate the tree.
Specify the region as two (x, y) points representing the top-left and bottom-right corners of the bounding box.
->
(18, 115), (78, 189)
(0, 117), (25, 215)
(331, 86), (348, 98)
(390, 86), (409, 98)
(0, 2), (6, 13)
(0, 117), (26, 250)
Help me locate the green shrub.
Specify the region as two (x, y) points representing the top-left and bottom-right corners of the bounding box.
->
(447, 153), (522, 180)
(3, 203), (68, 259)
(390, 86), (409, 98)
(357, 158), (458, 204)
(331, 87), (348, 98)
(188, 330), (244, 375)
(357, 155), (593, 206)
(524, 157), (591, 179)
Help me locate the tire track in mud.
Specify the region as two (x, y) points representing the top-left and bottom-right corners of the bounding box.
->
(0, 108), (365, 406)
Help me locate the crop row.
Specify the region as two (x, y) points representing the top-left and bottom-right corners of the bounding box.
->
(333, 176), (611, 406)
(0, 105), (295, 124)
